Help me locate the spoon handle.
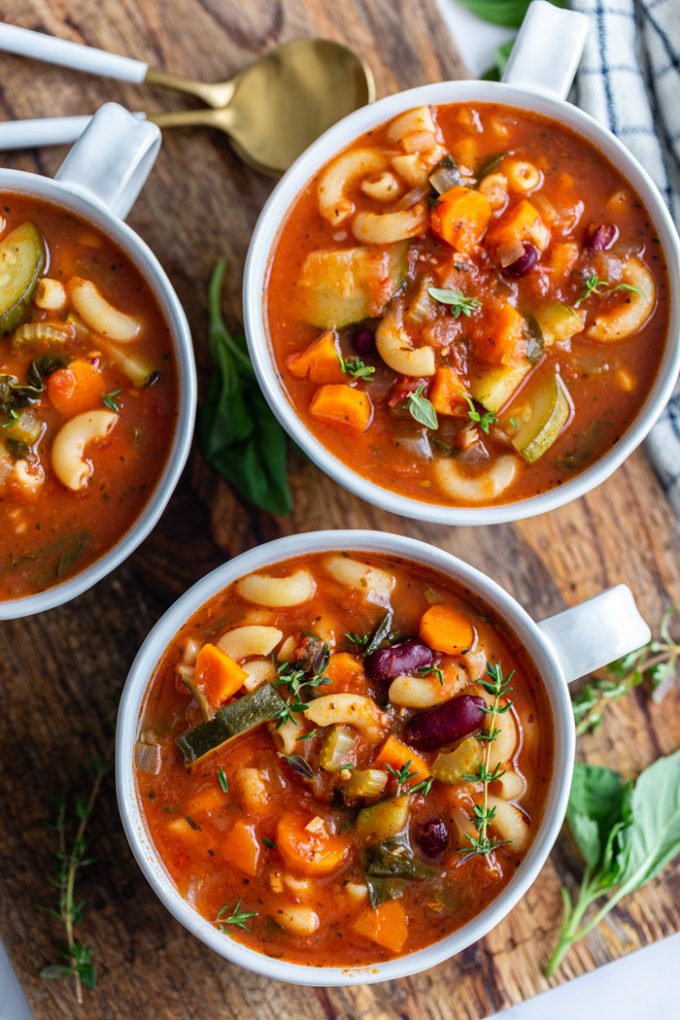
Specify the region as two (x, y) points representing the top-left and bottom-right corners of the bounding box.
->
(0, 113), (146, 150)
(0, 22), (148, 83)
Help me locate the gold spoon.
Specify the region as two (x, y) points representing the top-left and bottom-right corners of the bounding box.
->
(0, 25), (375, 175)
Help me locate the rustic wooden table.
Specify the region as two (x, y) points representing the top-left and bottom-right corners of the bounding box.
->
(1, 2), (679, 1018)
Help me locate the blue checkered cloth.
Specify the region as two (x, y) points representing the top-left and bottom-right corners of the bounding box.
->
(570, 0), (680, 513)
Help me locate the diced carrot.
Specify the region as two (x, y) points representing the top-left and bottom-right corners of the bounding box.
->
(352, 900), (408, 953)
(473, 303), (526, 365)
(46, 358), (107, 416)
(195, 643), (247, 708)
(186, 786), (226, 817)
(276, 813), (350, 876)
(310, 384), (373, 431)
(223, 820), (261, 877)
(286, 330), (345, 384)
(373, 734), (430, 788)
(419, 604), (475, 655)
(324, 652), (368, 694)
(486, 198), (544, 251)
(430, 186), (491, 253)
(429, 366), (468, 415)
(546, 240), (579, 284)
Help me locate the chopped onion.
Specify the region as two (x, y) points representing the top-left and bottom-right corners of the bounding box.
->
(497, 240), (526, 268)
(429, 160), (462, 195)
(396, 184), (431, 210)
(457, 440), (489, 465)
(135, 740), (162, 775)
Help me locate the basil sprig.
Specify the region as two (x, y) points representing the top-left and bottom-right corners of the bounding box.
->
(200, 260), (292, 516)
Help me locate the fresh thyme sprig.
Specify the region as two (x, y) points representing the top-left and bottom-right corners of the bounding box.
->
(418, 663), (445, 686)
(215, 898), (258, 932)
(272, 657), (330, 728)
(39, 745), (113, 1003)
(465, 396), (498, 434)
(428, 286), (482, 318)
(385, 760), (419, 792)
(410, 776), (434, 797)
(101, 388), (122, 412)
(459, 661), (514, 858)
(572, 607), (680, 735)
(573, 273), (643, 308)
(337, 353), (376, 380)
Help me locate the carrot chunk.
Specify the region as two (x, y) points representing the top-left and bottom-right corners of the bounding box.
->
(46, 358), (107, 416)
(223, 820), (261, 877)
(324, 652), (368, 693)
(430, 186), (491, 253)
(485, 198), (544, 251)
(310, 384), (373, 431)
(276, 813), (350, 876)
(429, 366), (468, 415)
(286, 330), (345, 384)
(373, 734), (430, 788)
(419, 604), (475, 655)
(195, 643), (247, 708)
(352, 900), (408, 953)
(473, 303), (526, 365)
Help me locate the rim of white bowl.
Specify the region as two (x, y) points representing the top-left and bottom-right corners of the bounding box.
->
(244, 80), (680, 526)
(116, 529), (575, 986)
(0, 171), (196, 619)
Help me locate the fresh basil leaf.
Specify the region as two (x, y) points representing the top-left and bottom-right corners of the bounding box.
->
(617, 749), (680, 888)
(365, 874), (405, 909)
(458, 0), (565, 28)
(567, 763), (632, 873)
(200, 260), (292, 516)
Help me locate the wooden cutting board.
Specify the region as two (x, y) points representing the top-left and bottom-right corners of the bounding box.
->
(1, 2), (679, 1018)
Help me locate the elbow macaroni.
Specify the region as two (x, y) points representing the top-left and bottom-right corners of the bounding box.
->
(217, 625), (283, 661)
(51, 409), (118, 492)
(67, 277), (142, 342)
(376, 306), (436, 377)
(318, 148), (389, 226)
(236, 568), (316, 608)
(433, 455), (520, 504)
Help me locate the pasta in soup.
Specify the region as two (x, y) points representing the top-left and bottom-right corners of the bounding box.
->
(136, 552), (553, 967)
(265, 103), (669, 508)
(0, 194), (177, 599)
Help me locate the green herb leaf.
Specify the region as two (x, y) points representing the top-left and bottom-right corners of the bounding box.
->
(200, 260), (292, 515)
(458, 0), (565, 28)
(477, 149), (510, 177)
(428, 286), (482, 319)
(464, 395), (497, 434)
(102, 389), (122, 412)
(262, 837), (277, 849)
(217, 767), (229, 793)
(282, 754), (316, 780)
(337, 353), (376, 380)
(406, 384), (438, 430)
(215, 898), (258, 931)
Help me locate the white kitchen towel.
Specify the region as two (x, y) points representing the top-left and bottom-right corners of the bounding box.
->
(570, 0), (680, 514)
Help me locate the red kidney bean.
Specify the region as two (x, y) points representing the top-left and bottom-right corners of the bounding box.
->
(404, 694), (486, 751)
(416, 818), (450, 858)
(503, 241), (539, 278)
(365, 638), (433, 681)
(584, 222), (617, 251)
(352, 326), (375, 356)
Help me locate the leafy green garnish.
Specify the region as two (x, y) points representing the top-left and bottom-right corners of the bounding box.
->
(217, 767), (229, 793)
(573, 273), (644, 308)
(262, 837), (277, 849)
(476, 150), (509, 177)
(572, 608), (680, 734)
(200, 260), (292, 515)
(406, 384), (438, 430)
(281, 754), (316, 780)
(102, 389), (122, 412)
(464, 395), (498, 434)
(385, 760), (419, 792)
(428, 286), (482, 319)
(410, 776), (434, 797)
(458, 0), (565, 28)
(215, 899), (258, 932)
(0, 354), (68, 415)
(337, 353), (376, 380)
(342, 609), (395, 656)
(546, 751), (680, 975)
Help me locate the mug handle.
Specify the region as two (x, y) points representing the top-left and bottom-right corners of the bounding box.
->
(502, 0), (589, 101)
(537, 585), (651, 685)
(55, 102), (160, 220)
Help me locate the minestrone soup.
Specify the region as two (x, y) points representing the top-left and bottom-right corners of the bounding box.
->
(136, 552), (553, 966)
(0, 194), (177, 599)
(266, 103), (669, 507)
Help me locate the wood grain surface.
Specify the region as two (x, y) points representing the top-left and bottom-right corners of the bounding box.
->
(1, 2), (679, 1018)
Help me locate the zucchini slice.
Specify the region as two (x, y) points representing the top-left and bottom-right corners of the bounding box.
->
(502, 370), (572, 463)
(0, 222), (46, 335)
(471, 360), (532, 413)
(297, 242), (409, 328)
(532, 301), (586, 347)
(176, 683), (286, 765)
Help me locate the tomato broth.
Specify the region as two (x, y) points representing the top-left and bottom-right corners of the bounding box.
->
(266, 103), (669, 508)
(0, 194), (178, 599)
(136, 552), (553, 967)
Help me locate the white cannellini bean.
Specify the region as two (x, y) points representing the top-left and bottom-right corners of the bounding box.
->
(303, 693), (388, 744)
(487, 795), (530, 852)
(236, 568), (316, 608)
(433, 455), (520, 504)
(322, 555), (396, 603)
(318, 148), (389, 226)
(67, 277), (141, 342)
(352, 203), (428, 245)
(376, 305), (435, 377)
(494, 769), (527, 801)
(216, 625), (283, 660)
(51, 410), (118, 492)
(182, 637), (201, 666)
(241, 657), (277, 692)
(273, 903), (320, 937)
(34, 277), (66, 310)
